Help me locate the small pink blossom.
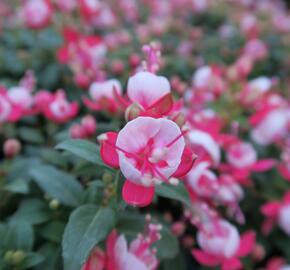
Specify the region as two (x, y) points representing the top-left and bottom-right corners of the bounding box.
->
(192, 219), (255, 270)
(84, 79), (122, 113)
(43, 90), (78, 123)
(22, 0), (52, 29)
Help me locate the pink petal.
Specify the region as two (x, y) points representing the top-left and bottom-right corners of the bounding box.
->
(83, 97), (101, 111)
(100, 132), (120, 168)
(172, 146), (197, 178)
(122, 180), (154, 207)
(260, 202), (281, 217)
(191, 249), (221, 267)
(222, 258), (242, 270)
(236, 231), (256, 257)
(251, 159), (276, 172)
(145, 93), (173, 117)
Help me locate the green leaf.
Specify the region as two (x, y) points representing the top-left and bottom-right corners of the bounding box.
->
(62, 205), (115, 270)
(3, 222), (34, 251)
(36, 243), (61, 270)
(56, 139), (108, 168)
(39, 221), (65, 243)
(9, 199), (50, 225)
(30, 164), (84, 207)
(3, 178), (29, 194)
(20, 252), (45, 269)
(161, 253), (186, 270)
(117, 211), (146, 236)
(155, 182), (191, 207)
(155, 226), (179, 259)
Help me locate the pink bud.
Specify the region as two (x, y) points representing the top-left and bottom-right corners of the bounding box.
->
(3, 139), (21, 158)
(171, 222), (186, 237)
(81, 115), (97, 136)
(74, 73), (90, 88)
(111, 60), (124, 75)
(129, 54), (141, 68)
(252, 244), (265, 261)
(69, 124), (85, 139)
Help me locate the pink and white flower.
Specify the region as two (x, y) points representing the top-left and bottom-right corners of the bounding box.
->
(98, 116), (195, 206)
(261, 192), (290, 236)
(42, 90), (79, 123)
(83, 79), (122, 113)
(192, 219), (255, 270)
(22, 0), (52, 29)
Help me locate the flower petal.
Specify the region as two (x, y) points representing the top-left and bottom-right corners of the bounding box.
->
(122, 180), (155, 207)
(172, 146), (197, 178)
(100, 132), (119, 168)
(236, 231), (256, 257)
(191, 249), (221, 267)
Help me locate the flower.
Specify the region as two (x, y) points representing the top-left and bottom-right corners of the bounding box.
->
(22, 0), (52, 29)
(81, 248), (105, 270)
(83, 79), (122, 113)
(261, 192), (290, 236)
(192, 219), (255, 270)
(106, 224), (160, 270)
(99, 116), (195, 206)
(42, 90), (79, 123)
(126, 71), (173, 117)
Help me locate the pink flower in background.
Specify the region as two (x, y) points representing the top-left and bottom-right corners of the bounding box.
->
(192, 219), (255, 270)
(55, 0), (76, 12)
(42, 90), (78, 123)
(99, 116), (195, 206)
(261, 192), (290, 236)
(243, 39), (268, 61)
(106, 224), (160, 270)
(83, 79), (122, 113)
(250, 107), (290, 145)
(22, 0), (53, 29)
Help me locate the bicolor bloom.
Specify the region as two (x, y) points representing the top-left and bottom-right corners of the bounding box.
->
(83, 79), (122, 113)
(192, 219), (255, 270)
(42, 90), (79, 123)
(123, 71), (174, 118)
(106, 224), (160, 270)
(98, 116), (195, 206)
(82, 222), (161, 270)
(220, 141), (275, 185)
(261, 192), (290, 236)
(192, 65), (225, 100)
(22, 0), (52, 29)
(250, 108), (289, 145)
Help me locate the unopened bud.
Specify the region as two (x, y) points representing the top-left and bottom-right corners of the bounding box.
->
(81, 115), (97, 136)
(3, 139), (21, 158)
(4, 250), (14, 263)
(49, 199), (60, 210)
(102, 172), (113, 183)
(69, 124), (84, 139)
(171, 222), (186, 237)
(11, 250), (25, 265)
(252, 244), (266, 261)
(125, 103), (143, 121)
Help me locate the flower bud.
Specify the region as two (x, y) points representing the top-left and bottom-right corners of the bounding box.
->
(171, 222), (186, 237)
(81, 115), (97, 136)
(102, 172), (113, 183)
(4, 250), (14, 264)
(11, 250), (25, 265)
(111, 60), (124, 75)
(69, 124), (84, 139)
(252, 244), (266, 261)
(3, 139), (21, 158)
(49, 199), (60, 210)
(125, 103), (143, 121)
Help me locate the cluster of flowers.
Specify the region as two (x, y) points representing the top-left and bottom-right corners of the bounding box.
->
(0, 71), (78, 124)
(1, 0), (290, 269)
